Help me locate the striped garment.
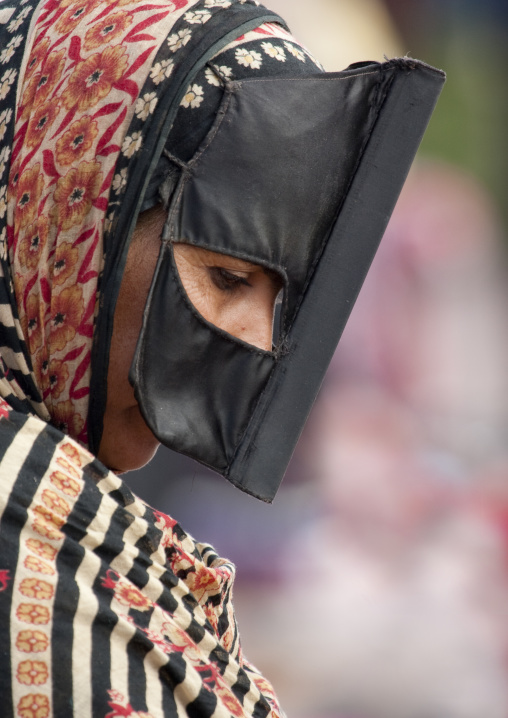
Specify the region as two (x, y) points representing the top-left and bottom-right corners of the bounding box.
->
(0, 399), (282, 716)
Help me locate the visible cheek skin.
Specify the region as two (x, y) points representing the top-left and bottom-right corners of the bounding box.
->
(179, 268), (221, 326)
(218, 289), (274, 351)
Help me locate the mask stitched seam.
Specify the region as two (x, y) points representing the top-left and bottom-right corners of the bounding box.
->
(230, 70), (380, 87)
(161, 84), (234, 241)
(224, 57), (443, 86)
(188, 83), (234, 169)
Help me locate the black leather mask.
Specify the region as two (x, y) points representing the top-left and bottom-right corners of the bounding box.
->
(130, 58), (445, 501)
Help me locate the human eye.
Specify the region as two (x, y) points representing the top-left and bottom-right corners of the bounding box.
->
(209, 266), (251, 292)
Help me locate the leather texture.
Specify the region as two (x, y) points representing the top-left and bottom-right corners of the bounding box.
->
(175, 69), (385, 327)
(130, 59), (446, 500)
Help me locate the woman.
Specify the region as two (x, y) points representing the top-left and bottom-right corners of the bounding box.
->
(0, 0), (444, 714)
(0, 0), (328, 715)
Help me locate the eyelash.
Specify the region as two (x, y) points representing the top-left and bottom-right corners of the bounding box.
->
(209, 267), (251, 292)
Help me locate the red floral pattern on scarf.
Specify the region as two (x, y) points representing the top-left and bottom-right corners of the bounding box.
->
(7, 0), (181, 443)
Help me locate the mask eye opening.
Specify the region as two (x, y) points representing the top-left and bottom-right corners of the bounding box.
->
(171, 241), (286, 354)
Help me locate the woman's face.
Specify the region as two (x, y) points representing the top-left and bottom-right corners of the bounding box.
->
(98, 204), (281, 473)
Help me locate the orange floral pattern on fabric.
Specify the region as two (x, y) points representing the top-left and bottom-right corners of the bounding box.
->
(62, 46), (129, 113)
(14, 165), (44, 230)
(24, 38), (50, 80)
(55, 0), (103, 35)
(55, 117), (99, 167)
(83, 10), (133, 51)
(60, 441), (83, 466)
(16, 604), (50, 626)
(17, 218), (48, 272)
(41, 489), (71, 517)
(23, 556), (55, 576)
(21, 293), (44, 356)
(50, 162), (103, 232)
(25, 102), (60, 150)
(16, 630), (50, 654)
(19, 578), (54, 601)
(49, 469), (80, 497)
(17, 693), (50, 718)
(46, 360), (69, 400)
(7, 0), (178, 443)
(17, 659), (49, 686)
(49, 285), (84, 352)
(9, 436), (88, 718)
(20, 50), (66, 121)
(115, 581), (152, 611)
(25, 540), (56, 562)
(55, 455), (80, 478)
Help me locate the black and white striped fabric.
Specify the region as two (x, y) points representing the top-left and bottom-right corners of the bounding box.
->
(0, 405), (283, 717)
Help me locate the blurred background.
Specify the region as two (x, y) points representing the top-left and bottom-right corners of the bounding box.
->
(129, 2), (508, 716)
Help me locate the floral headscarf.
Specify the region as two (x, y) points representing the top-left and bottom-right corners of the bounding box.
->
(0, 0), (316, 453)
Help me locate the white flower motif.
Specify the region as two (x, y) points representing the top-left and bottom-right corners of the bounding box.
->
(18, 6), (32, 20)
(0, 68), (17, 100)
(284, 41), (306, 63)
(135, 92), (158, 121)
(2, 68), (17, 85)
(180, 84), (204, 109)
(122, 131), (143, 158)
(261, 42), (286, 62)
(7, 14), (24, 33)
(235, 47), (262, 70)
(0, 32), (23, 64)
(0, 45), (15, 65)
(204, 0), (231, 6)
(112, 168), (128, 194)
(0, 108), (13, 142)
(184, 9), (211, 24)
(0, 146), (11, 180)
(149, 59), (174, 85)
(204, 67), (220, 86)
(206, 65), (232, 86)
(167, 28), (192, 52)
(8, 33), (23, 48)
(0, 226), (6, 262)
(0, 186), (7, 220)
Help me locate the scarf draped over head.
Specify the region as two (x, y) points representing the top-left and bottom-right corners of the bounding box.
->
(0, 0), (317, 452)
(2, 0), (194, 441)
